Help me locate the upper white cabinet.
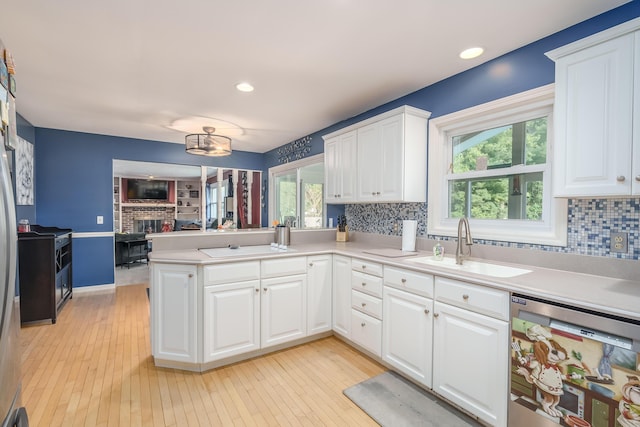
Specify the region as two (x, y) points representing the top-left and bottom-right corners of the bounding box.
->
(323, 105), (431, 204)
(324, 130), (357, 203)
(547, 18), (640, 197)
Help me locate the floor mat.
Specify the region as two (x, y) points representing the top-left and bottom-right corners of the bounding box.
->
(343, 371), (482, 427)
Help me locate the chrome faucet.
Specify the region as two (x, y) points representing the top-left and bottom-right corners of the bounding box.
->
(456, 217), (473, 265)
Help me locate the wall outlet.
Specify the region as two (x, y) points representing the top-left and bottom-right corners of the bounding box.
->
(97, 215), (104, 225)
(610, 232), (628, 253)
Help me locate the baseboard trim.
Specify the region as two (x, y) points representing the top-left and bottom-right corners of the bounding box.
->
(73, 283), (116, 294)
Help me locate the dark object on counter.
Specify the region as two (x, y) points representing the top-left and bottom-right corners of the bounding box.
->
(338, 215), (347, 232)
(18, 225), (73, 324)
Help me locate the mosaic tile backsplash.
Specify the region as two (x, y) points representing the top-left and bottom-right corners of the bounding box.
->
(344, 198), (640, 260)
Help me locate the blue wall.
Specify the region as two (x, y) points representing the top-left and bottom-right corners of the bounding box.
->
(30, 2), (640, 286)
(34, 128), (264, 286)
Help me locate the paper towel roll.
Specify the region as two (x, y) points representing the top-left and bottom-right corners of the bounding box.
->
(402, 220), (417, 252)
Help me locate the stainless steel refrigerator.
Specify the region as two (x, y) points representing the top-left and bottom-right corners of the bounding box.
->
(0, 140), (28, 426)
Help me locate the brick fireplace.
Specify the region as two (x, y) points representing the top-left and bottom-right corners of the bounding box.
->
(121, 205), (175, 233)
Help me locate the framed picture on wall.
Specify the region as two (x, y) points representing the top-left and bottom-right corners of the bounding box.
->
(16, 137), (34, 205)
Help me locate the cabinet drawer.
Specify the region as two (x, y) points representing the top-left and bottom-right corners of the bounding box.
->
(351, 270), (383, 297)
(204, 261), (260, 285)
(435, 277), (509, 321)
(351, 309), (382, 357)
(384, 266), (434, 298)
(351, 259), (383, 277)
(351, 289), (382, 320)
(261, 257), (307, 279)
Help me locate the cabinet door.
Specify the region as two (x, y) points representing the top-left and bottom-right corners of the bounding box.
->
(634, 31), (640, 195)
(357, 123), (382, 202)
(383, 286), (433, 388)
(307, 255), (332, 335)
(379, 115), (404, 201)
(324, 137), (340, 203)
(261, 274), (307, 348)
(553, 33), (634, 197)
(203, 281), (260, 363)
(151, 263), (197, 363)
(433, 301), (508, 427)
(339, 131), (358, 202)
(332, 255), (352, 338)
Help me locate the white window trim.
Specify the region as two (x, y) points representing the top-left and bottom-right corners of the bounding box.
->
(427, 84), (568, 246)
(268, 153), (325, 227)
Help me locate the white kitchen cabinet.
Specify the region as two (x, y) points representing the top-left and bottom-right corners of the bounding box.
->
(151, 263), (197, 364)
(357, 112), (427, 202)
(382, 286), (433, 388)
(332, 255), (352, 338)
(350, 308), (382, 357)
(203, 280), (260, 362)
(307, 254), (332, 335)
(432, 277), (509, 427)
(324, 130), (357, 203)
(261, 274), (307, 348)
(350, 258), (383, 357)
(546, 18), (640, 197)
(323, 105), (430, 204)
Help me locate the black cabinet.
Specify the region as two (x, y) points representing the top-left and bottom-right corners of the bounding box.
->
(18, 225), (73, 324)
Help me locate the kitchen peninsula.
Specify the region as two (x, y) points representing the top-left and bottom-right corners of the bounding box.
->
(148, 229), (640, 427)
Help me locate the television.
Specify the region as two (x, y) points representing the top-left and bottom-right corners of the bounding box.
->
(126, 179), (169, 200)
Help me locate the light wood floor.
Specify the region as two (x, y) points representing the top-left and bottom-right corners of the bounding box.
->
(19, 284), (386, 426)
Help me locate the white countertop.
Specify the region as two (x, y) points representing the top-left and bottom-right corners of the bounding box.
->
(149, 241), (640, 322)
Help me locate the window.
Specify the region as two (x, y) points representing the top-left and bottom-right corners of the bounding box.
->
(269, 154), (325, 229)
(428, 85), (567, 246)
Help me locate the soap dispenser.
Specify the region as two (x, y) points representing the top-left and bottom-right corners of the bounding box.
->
(433, 238), (444, 260)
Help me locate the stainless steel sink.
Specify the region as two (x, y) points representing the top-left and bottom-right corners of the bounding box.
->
(406, 256), (531, 278)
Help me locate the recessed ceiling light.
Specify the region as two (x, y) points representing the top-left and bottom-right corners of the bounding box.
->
(459, 47), (484, 60)
(236, 82), (254, 92)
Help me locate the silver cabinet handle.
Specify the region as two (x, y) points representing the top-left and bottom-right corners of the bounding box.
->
(376, 192), (380, 195)
(617, 175), (626, 182)
(371, 192), (375, 196)
(424, 309), (430, 314)
(263, 287), (268, 292)
(361, 282), (366, 286)
(361, 322), (366, 327)
(309, 263), (313, 267)
(401, 278), (406, 283)
(188, 273), (194, 278)
(462, 294), (469, 300)
(255, 288), (260, 293)
(361, 302), (366, 307)
(635, 175), (640, 182)
(362, 265), (366, 269)
(433, 313), (439, 318)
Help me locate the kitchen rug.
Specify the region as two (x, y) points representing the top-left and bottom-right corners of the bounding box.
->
(343, 371), (482, 427)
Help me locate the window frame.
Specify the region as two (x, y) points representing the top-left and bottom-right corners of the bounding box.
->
(427, 84), (568, 246)
(268, 153), (325, 229)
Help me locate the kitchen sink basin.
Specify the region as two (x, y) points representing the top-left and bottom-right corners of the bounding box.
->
(200, 245), (296, 258)
(406, 256), (531, 278)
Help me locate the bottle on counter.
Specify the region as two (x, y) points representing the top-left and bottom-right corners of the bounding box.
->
(433, 238), (444, 260)
(18, 219), (30, 233)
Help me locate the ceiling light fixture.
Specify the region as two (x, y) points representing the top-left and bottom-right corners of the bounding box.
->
(236, 82), (254, 92)
(185, 127), (232, 156)
(459, 47), (484, 59)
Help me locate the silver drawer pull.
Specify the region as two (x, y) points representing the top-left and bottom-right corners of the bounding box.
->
(635, 175), (640, 182)
(424, 309), (430, 314)
(361, 322), (366, 327)
(309, 262), (313, 267)
(255, 288), (259, 293)
(362, 265), (366, 269)
(433, 313), (439, 318)
(617, 175), (626, 182)
(362, 282), (366, 286)
(401, 278), (406, 283)
(263, 287), (268, 292)
(361, 302), (366, 307)
(462, 294), (469, 300)
(188, 273), (194, 278)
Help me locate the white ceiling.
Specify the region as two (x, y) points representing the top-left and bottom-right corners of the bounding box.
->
(1, 0), (630, 154)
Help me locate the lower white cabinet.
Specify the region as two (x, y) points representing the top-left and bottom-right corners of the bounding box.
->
(307, 254), (332, 335)
(151, 263), (197, 363)
(261, 274), (307, 348)
(382, 286), (433, 388)
(203, 280), (261, 363)
(332, 255), (352, 338)
(350, 308), (382, 356)
(432, 301), (509, 427)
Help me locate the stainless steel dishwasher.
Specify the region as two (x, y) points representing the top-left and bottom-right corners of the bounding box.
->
(509, 293), (640, 427)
